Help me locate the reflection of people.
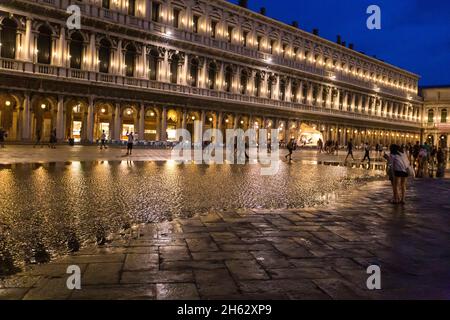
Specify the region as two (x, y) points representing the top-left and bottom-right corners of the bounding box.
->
(285, 138), (295, 162)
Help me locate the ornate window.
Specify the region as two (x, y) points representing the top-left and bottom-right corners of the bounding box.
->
(240, 70), (248, 95)
(255, 73), (262, 97)
(441, 109), (448, 123)
(69, 32), (83, 69)
(170, 54), (179, 84)
(428, 109), (434, 123)
(0, 18), (17, 59)
(37, 25), (52, 64)
(224, 66), (233, 92)
(208, 62), (217, 89)
(149, 49), (159, 81)
(128, 0), (136, 16)
(99, 39), (111, 73)
(189, 58), (199, 87)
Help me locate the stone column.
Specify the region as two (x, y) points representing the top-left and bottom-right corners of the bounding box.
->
(160, 107), (167, 141)
(139, 103), (145, 140)
(86, 96), (94, 143)
(21, 93), (31, 140)
(114, 103), (121, 141)
(56, 95), (65, 141)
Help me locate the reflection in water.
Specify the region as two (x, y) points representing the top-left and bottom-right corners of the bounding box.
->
(0, 160), (384, 275)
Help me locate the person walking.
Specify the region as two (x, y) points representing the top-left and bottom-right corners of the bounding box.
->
(361, 142), (371, 164)
(285, 138), (295, 162)
(0, 128), (7, 148)
(317, 138), (323, 153)
(345, 139), (355, 162)
(49, 128), (57, 149)
(436, 147), (446, 178)
(100, 130), (108, 150)
(126, 132), (134, 156)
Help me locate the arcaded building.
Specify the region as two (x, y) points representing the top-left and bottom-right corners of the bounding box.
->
(0, 0), (423, 146)
(421, 86), (450, 149)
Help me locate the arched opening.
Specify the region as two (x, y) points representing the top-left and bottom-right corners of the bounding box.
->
(0, 95), (18, 140)
(121, 107), (137, 141)
(32, 98), (54, 141)
(441, 109), (447, 123)
(99, 39), (111, 73)
(37, 25), (52, 64)
(208, 62), (217, 90)
(170, 54), (179, 84)
(428, 109), (434, 123)
(189, 58), (199, 87)
(240, 70), (248, 95)
(66, 101), (85, 142)
(144, 108), (159, 141)
(69, 32), (84, 69)
(0, 18), (17, 59)
(186, 111), (200, 143)
(124, 44), (136, 77)
(94, 104), (113, 142)
(149, 49), (159, 81)
(224, 66), (233, 92)
(166, 109), (179, 141)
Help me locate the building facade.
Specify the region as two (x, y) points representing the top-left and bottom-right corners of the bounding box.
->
(0, 0), (423, 146)
(421, 86), (450, 149)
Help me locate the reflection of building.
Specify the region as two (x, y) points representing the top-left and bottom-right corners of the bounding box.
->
(421, 86), (450, 149)
(0, 0), (422, 145)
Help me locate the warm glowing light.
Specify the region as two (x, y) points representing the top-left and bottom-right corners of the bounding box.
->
(41, 104), (46, 109)
(5, 100), (11, 106)
(101, 108), (106, 113)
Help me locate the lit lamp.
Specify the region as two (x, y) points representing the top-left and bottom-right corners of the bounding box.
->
(41, 104), (46, 109)
(150, 112), (155, 117)
(5, 100), (11, 106)
(101, 108), (106, 113)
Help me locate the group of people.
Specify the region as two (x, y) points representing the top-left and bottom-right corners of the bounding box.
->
(317, 139), (340, 155)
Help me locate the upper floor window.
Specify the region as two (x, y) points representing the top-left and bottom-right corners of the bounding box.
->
(124, 44), (136, 77)
(224, 66), (233, 92)
(0, 18), (17, 59)
(428, 109), (434, 123)
(99, 39), (111, 73)
(170, 54), (179, 84)
(208, 62), (217, 89)
(279, 79), (286, 100)
(240, 70), (248, 95)
(291, 82), (298, 102)
(149, 49), (159, 80)
(102, 0), (110, 9)
(282, 44), (287, 58)
(128, 0), (136, 16)
(37, 25), (52, 65)
(269, 40), (275, 55)
(69, 32), (84, 70)
(242, 31), (249, 47)
(173, 8), (181, 28)
(293, 47), (299, 60)
(268, 76), (274, 99)
(190, 58), (199, 87)
(210, 20), (218, 38)
(152, 2), (160, 22)
(256, 36), (262, 51)
(255, 73), (262, 97)
(441, 109), (448, 123)
(193, 15), (200, 34)
(227, 26), (234, 43)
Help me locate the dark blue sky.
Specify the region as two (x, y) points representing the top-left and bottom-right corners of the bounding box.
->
(229, 0), (450, 86)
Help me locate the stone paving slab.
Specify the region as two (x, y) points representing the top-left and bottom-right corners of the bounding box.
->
(1, 179), (449, 300)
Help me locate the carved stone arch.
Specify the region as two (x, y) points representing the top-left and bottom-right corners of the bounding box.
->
(144, 106), (161, 118)
(33, 21), (59, 37)
(65, 97), (88, 112)
(67, 29), (89, 43)
(0, 15), (23, 31)
(209, 8), (222, 21)
(95, 34), (116, 48)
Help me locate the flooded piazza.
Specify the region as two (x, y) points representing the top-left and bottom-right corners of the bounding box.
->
(0, 158), (385, 275)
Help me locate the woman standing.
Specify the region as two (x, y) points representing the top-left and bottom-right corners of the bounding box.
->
(389, 144), (414, 204)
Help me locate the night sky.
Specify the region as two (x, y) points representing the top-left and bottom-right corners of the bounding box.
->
(228, 0), (450, 86)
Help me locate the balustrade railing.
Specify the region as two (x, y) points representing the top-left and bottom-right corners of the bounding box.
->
(0, 57), (420, 126)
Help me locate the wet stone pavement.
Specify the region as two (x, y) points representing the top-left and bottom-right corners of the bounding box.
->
(1, 178), (449, 300)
